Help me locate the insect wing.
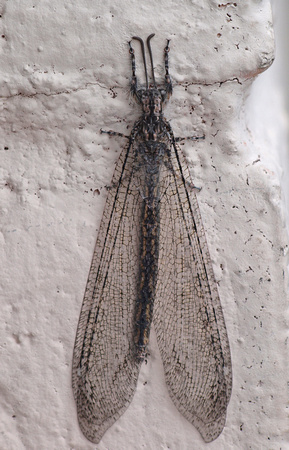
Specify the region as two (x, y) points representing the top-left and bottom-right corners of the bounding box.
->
(153, 142), (232, 443)
(72, 142), (143, 443)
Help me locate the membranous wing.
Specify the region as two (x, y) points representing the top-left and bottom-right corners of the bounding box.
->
(72, 141), (144, 443)
(154, 140), (232, 443)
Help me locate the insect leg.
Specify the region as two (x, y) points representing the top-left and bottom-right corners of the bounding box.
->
(164, 120), (205, 142)
(101, 118), (141, 144)
(175, 135), (205, 142)
(164, 40), (172, 97)
(128, 40), (138, 96)
(100, 129), (130, 139)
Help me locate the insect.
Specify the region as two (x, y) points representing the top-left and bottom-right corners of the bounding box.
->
(72, 34), (232, 444)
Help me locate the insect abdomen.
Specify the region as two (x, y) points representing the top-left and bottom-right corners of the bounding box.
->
(134, 142), (163, 358)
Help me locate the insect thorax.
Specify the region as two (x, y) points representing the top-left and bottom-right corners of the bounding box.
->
(135, 87), (169, 142)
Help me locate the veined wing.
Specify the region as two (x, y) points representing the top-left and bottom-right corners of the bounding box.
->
(72, 141), (143, 443)
(154, 141), (232, 443)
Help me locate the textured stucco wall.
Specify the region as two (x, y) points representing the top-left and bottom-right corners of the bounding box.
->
(1, 1), (287, 449)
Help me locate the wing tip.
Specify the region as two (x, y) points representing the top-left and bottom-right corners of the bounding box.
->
(196, 413), (227, 443)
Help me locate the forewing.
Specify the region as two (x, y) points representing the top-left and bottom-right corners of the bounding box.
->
(72, 142), (143, 443)
(153, 142), (232, 442)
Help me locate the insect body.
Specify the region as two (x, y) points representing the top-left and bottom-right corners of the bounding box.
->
(72, 34), (232, 444)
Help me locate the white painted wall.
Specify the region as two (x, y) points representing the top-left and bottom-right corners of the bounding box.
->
(247, 0), (289, 225)
(1, 1), (287, 449)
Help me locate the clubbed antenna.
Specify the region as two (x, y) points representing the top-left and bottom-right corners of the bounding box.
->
(132, 36), (148, 88)
(146, 33), (156, 87)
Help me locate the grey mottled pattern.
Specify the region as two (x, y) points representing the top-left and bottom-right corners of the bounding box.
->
(72, 134), (232, 443)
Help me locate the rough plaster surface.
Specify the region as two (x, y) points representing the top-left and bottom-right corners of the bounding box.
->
(1, 1), (288, 449)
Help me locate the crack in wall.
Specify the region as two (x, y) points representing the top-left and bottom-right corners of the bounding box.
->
(0, 77), (246, 100)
